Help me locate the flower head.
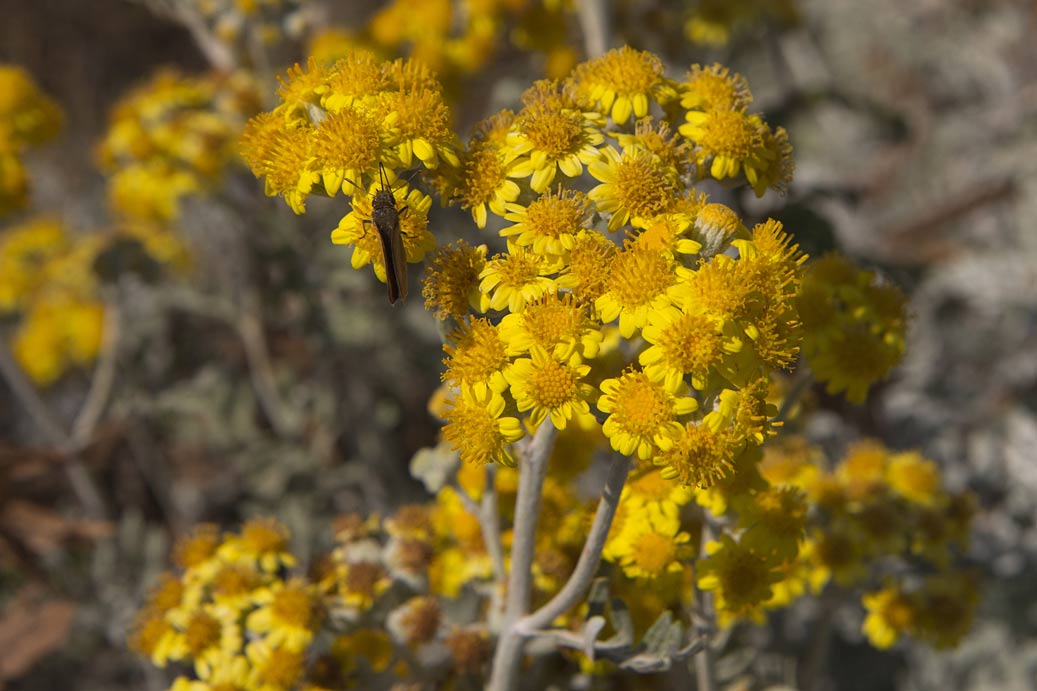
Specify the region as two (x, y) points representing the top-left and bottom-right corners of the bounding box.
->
(501, 187), (590, 258)
(478, 246), (558, 313)
(595, 242), (677, 338)
(654, 420), (734, 488)
(442, 382), (525, 466)
(451, 111), (521, 228)
(498, 291), (603, 360)
(681, 63), (752, 112)
(697, 534), (783, 625)
(597, 369), (698, 459)
(589, 145), (682, 231)
(557, 230), (616, 305)
(505, 348), (594, 430)
(422, 240), (487, 320)
(506, 80), (604, 193)
(566, 47), (676, 124)
(442, 317), (510, 392)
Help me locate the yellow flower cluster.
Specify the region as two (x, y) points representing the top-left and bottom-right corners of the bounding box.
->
(133, 510), (505, 690)
(99, 69), (260, 224)
(414, 48), (801, 471)
(0, 65), (62, 216)
(308, 0), (579, 84)
(0, 217), (105, 385)
(240, 52), (460, 291)
(131, 519), (320, 691)
(755, 436), (978, 646)
(796, 254), (908, 402)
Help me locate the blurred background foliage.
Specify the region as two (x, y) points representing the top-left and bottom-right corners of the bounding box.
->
(0, 0), (1034, 689)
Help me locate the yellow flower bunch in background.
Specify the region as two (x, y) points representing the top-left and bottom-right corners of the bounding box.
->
(0, 65), (62, 216)
(99, 69), (262, 225)
(0, 217), (105, 385)
(796, 254), (908, 402)
(132, 511), (507, 689)
(97, 69), (261, 269)
(758, 436), (978, 647)
(308, 0), (580, 85)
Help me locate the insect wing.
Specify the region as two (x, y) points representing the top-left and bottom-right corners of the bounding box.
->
(375, 209), (407, 304)
(389, 211), (408, 303)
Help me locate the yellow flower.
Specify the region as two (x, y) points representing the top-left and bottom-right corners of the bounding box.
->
(210, 563), (264, 611)
(478, 246), (558, 313)
(595, 242), (676, 338)
(0, 64), (63, 147)
(308, 106), (384, 196)
(911, 572), (978, 649)
(759, 436), (822, 491)
(376, 86), (460, 169)
(797, 254), (907, 403)
(566, 47), (677, 124)
(597, 368), (698, 460)
(178, 605), (243, 678)
(246, 578), (320, 651)
(735, 486), (808, 561)
(218, 518), (296, 573)
(501, 187), (590, 258)
(239, 112), (318, 213)
(681, 63), (753, 112)
(451, 111), (522, 229)
(307, 28), (368, 66)
(174, 523), (223, 580)
(387, 595), (442, 647)
(710, 379), (780, 448)
(693, 445), (768, 516)
(498, 291), (603, 361)
(588, 145), (681, 232)
(0, 152), (29, 216)
(862, 584), (915, 649)
(835, 439), (890, 502)
(556, 230), (616, 306)
(331, 629), (395, 674)
(751, 121), (794, 196)
(654, 420), (734, 488)
(680, 109), (772, 187)
(129, 609), (183, 666)
(442, 382), (525, 466)
(101, 69), (258, 221)
(422, 240), (488, 320)
(639, 304), (732, 390)
(696, 534), (782, 625)
(505, 80), (604, 193)
(246, 641), (305, 691)
(613, 118), (694, 180)
(505, 347), (594, 430)
(332, 560), (393, 612)
(12, 295), (105, 386)
(886, 451), (940, 506)
(604, 506), (691, 579)
(170, 654), (250, 691)
(442, 317), (510, 392)
(810, 525), (867, 586)
(623, 467), (695, 522)
(315, 53), (386, 114)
